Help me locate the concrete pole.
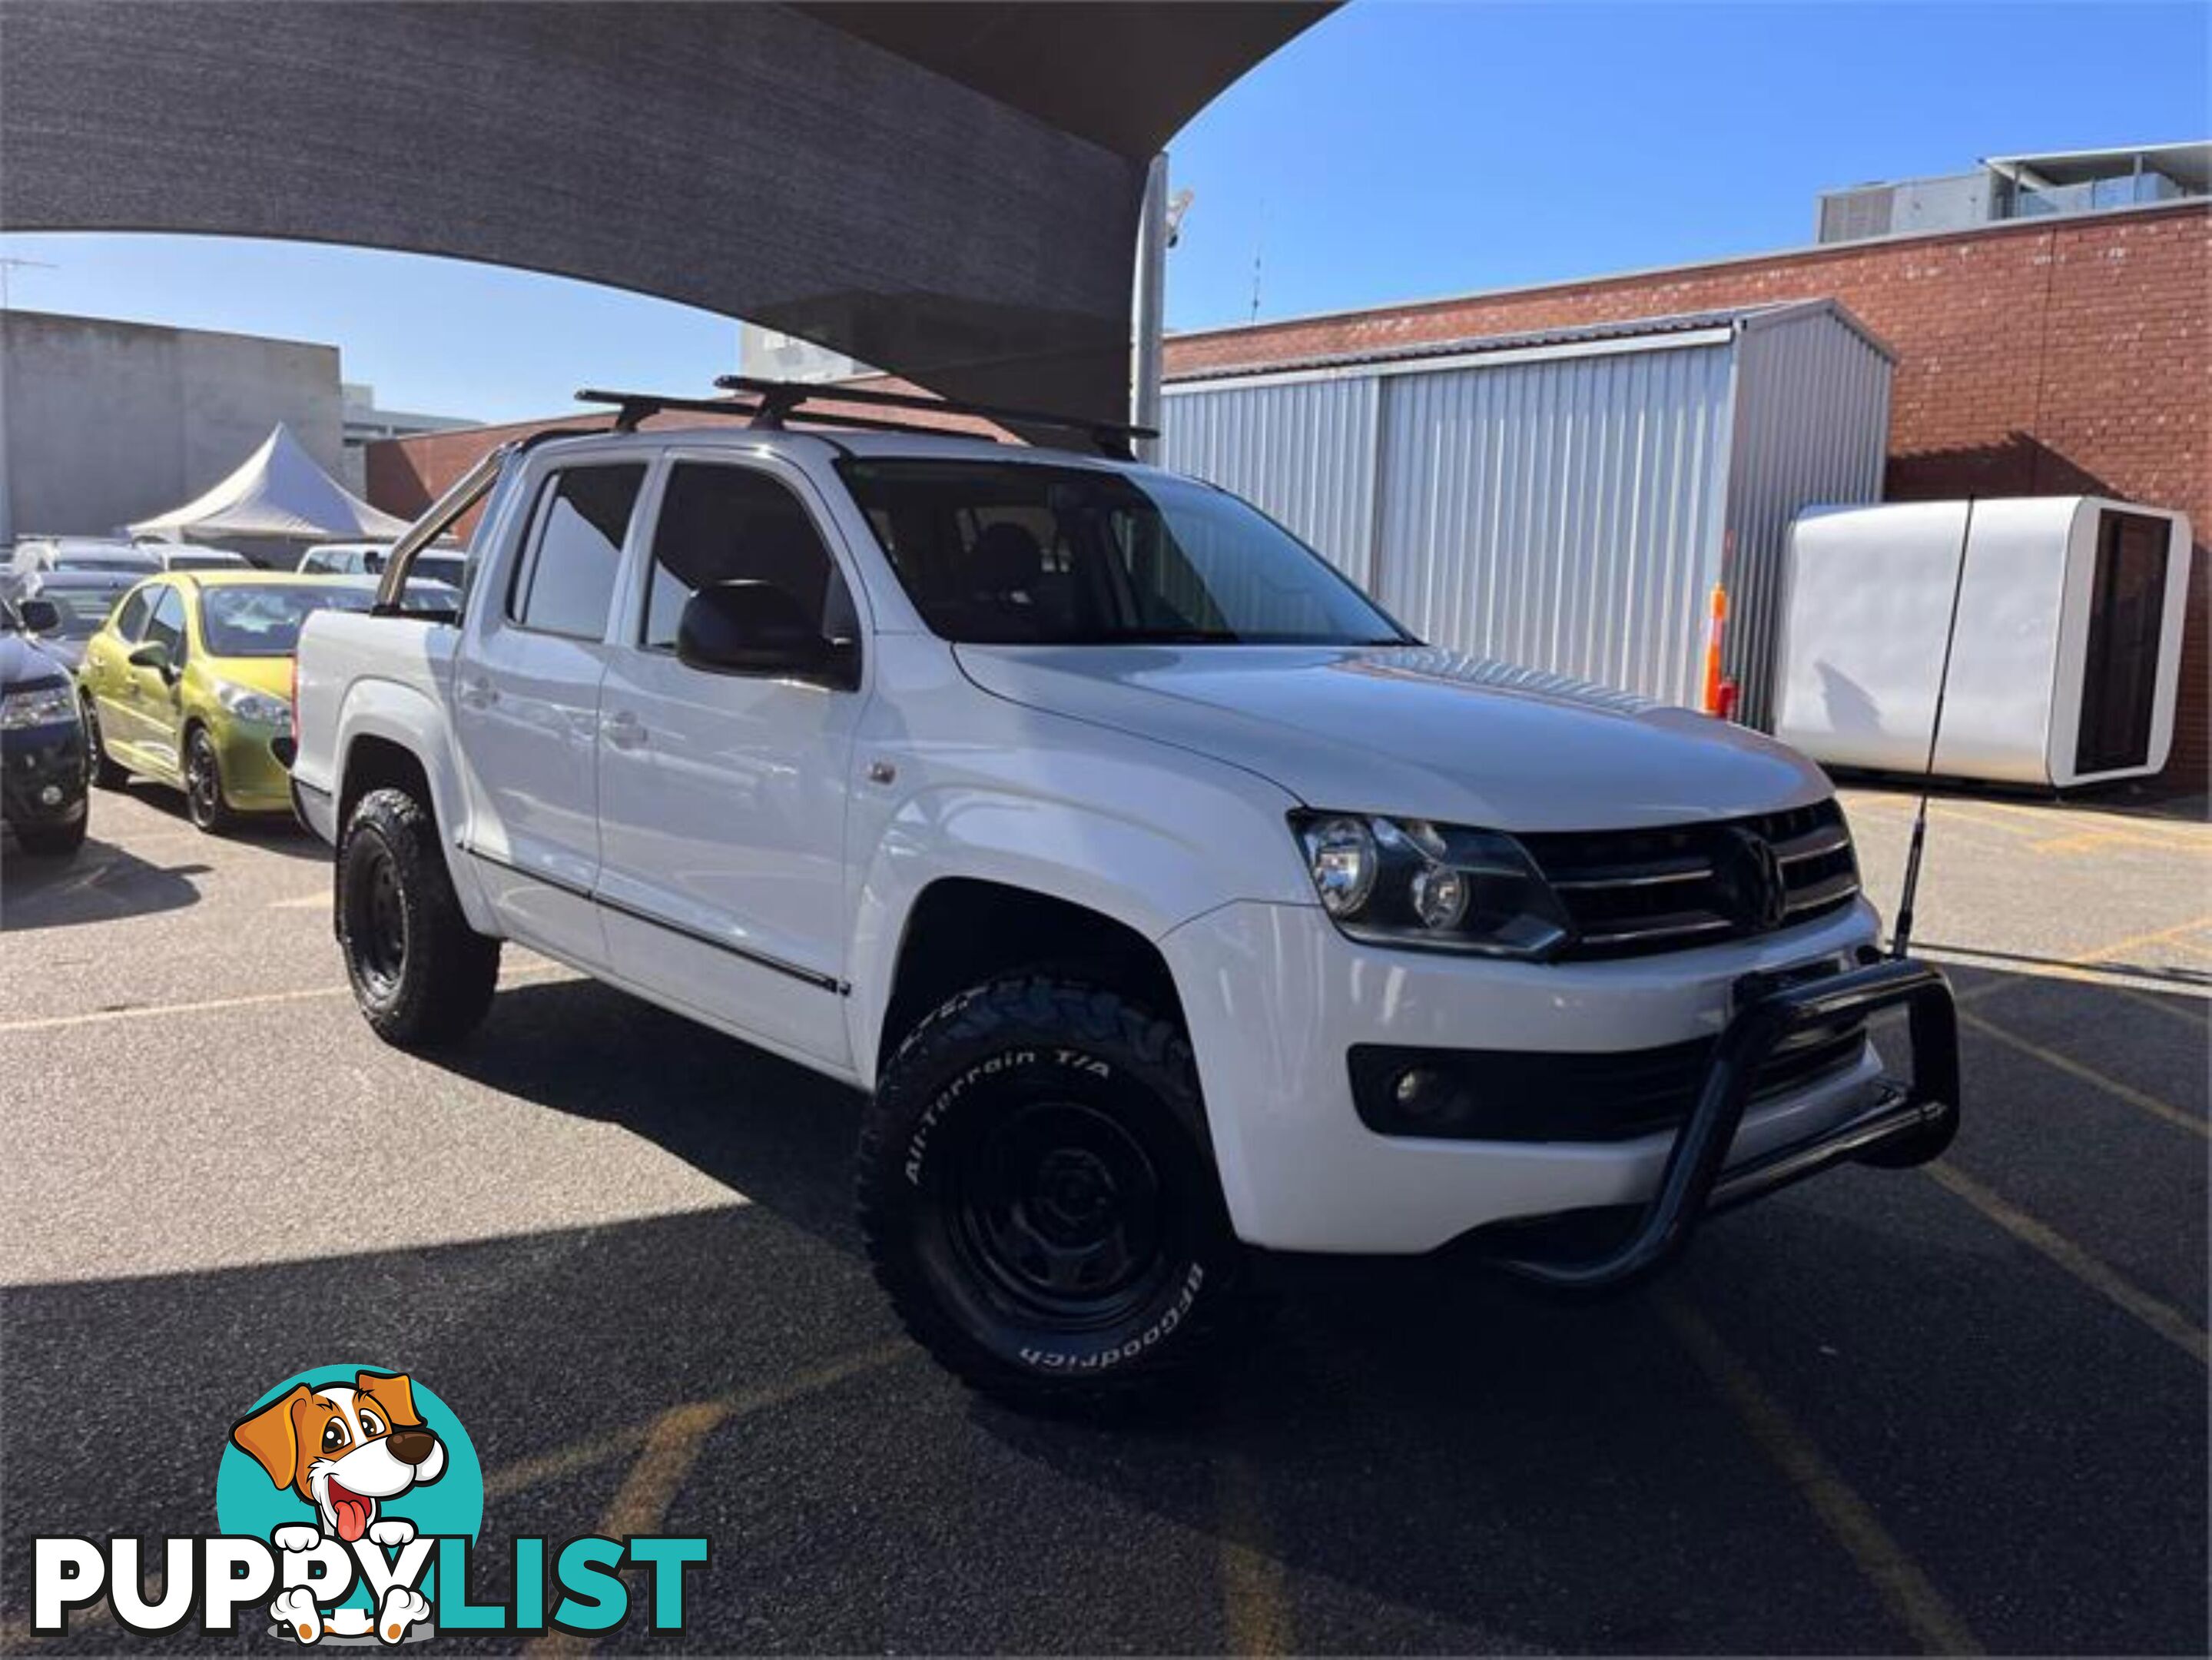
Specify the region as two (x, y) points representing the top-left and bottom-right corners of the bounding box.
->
(0, 313), (13, 547)
(1129, 152), (1169, 465)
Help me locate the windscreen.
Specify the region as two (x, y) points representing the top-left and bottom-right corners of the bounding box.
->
(838, 459), (1408, 647)
(32, 588), (123, 638)
(63, 554), (157, 573)
(165, 553), (242, 572)
(413, 552), (466, 589)
(199, 585), (374, 656)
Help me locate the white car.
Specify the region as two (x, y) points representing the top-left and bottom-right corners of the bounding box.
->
(289, 382), (1960, 1406)
(300, 540), (468, 591)
(151, 544), (254, 573)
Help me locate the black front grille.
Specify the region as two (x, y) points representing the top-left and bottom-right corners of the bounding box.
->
(1350, 1020), (1872, 1143)
(1520, 799), (1861, 960)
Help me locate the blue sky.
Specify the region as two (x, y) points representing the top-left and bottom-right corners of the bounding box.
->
(4, 1), (2204, 425)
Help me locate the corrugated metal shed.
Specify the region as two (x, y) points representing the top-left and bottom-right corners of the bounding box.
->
(1161, 299), (1892, 724)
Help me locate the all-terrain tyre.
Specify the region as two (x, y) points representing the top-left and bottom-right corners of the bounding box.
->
(859, 976), (1255, 1410)
(81, 696), (126, 788)
(337, 785), (500, 1050)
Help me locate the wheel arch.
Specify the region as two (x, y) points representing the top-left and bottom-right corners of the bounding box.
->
(867, 877), (1187, 1087)
(333, 689), (496, 935)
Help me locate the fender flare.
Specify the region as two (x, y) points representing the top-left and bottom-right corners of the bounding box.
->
(843, 786), (1275, 1086)
(333, 678), (498, 936)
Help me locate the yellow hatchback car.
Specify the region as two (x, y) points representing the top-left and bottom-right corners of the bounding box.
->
(76, 571), (454, 832)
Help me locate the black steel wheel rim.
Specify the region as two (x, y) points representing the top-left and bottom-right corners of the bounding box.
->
(186, 733), (220, 823)
(347, 838), (409, 999)
(949, 1097), (1176, 1328)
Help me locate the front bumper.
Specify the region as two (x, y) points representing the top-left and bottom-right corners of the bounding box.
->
(211, 720), (295, 812)
(1160, 897), (1953, 1255)
(1, 716), (88, 828)
(1492, 956), (1956, 1290)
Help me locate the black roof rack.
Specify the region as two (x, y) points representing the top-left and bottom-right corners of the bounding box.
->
(574, 380), (1155, 459)
(717, 375), (1154, 460)
(574, 387), (957, 442)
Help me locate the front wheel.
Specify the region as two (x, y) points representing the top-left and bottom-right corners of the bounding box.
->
(858, 977), (1253, 1410)
(81, 697), (126, 788)
(182, 726), (232, 833)
(337, 786), (501, 1050)
(13, 811), (87, 858)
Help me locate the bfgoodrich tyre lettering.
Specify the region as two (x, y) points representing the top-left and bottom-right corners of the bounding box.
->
(858, 976), (1252, 1408)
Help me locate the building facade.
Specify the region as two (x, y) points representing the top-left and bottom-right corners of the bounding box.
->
(1162, 199), (2210, 787)
(0, 310), (346, 543)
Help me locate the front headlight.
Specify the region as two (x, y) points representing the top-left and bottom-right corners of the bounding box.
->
(0, 679), (78, 732)
(1292, 812), (1571, 958)
(214, 681), (290, 726)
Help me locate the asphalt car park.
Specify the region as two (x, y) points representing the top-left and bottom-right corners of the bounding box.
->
(2, 780), (2205, 1655)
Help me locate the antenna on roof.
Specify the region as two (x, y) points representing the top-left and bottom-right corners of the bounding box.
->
(1890, 498), (1975, 960)
(1249, 198), (1266, 324)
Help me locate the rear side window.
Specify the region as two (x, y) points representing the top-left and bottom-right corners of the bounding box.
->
(508, 465), (646, 639)
(111, 585), (156, 642)
(642, 463), (856, 651)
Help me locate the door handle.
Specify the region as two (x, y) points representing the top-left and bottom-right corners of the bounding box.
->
(458, 674), (498, 710)
(604, 709), (646, 750)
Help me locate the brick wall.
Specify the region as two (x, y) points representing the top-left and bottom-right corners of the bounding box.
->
(1165, 203), (2210, 788)
(368, 202), (2209, 787)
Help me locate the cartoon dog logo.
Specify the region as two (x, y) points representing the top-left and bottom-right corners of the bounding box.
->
(230, 1372), (446, 1643)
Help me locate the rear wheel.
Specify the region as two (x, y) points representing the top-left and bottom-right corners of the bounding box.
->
(81, 696), (126, 788)
(858, 976), (1252, 1410)
(182, 725), (232, 833)
(337, 786), (500, 1049)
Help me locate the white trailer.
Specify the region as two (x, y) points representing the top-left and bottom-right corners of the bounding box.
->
(1774, 496), (2194, 788)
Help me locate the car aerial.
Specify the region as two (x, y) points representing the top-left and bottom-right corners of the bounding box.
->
(12, 569), (139, 673)
(289, 379), (1960, 1409)
(78, 571), (462, 832)
(300, 540), (469, 591)
(1, 593), (91, 858)
(3, 536), (162, 603)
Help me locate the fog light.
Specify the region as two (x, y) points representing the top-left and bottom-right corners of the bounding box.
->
(1391, 1066), (1471, 1128)
(38, 783), (62, 806)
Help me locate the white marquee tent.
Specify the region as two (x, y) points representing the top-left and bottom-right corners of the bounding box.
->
(128, 423), (410, 543)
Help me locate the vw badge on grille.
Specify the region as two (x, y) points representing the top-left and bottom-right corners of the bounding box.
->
(1720, 828), (1789, 931)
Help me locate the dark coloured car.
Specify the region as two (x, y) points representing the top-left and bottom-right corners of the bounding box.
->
(1, 596), (90, 857)
(14, 570), (138, 673)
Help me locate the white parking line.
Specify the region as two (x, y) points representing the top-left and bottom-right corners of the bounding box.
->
(0, 964), (571, 1034)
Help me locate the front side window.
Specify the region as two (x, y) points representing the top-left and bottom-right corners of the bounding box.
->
(142, 586), (187, 667)
(837, 459), (1408, 647)
(110, 585), (156, 642)
(642, 463), (856, 651)
(508, 465), (646, 639)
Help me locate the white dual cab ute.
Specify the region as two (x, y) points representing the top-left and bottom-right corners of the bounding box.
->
(290, 377), (1961, 1406)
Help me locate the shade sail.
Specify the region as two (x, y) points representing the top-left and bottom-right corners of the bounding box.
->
(0, 2), (1331, 425)
(129, 426), (411, 542)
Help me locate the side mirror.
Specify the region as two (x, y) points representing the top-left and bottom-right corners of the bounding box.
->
(18, 598), (59, 632)
(128, 640), (174, 678)
(676, 581), (852, 686)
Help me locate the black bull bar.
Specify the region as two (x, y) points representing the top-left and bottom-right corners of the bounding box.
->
(1497, 957), (1960, 1292)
